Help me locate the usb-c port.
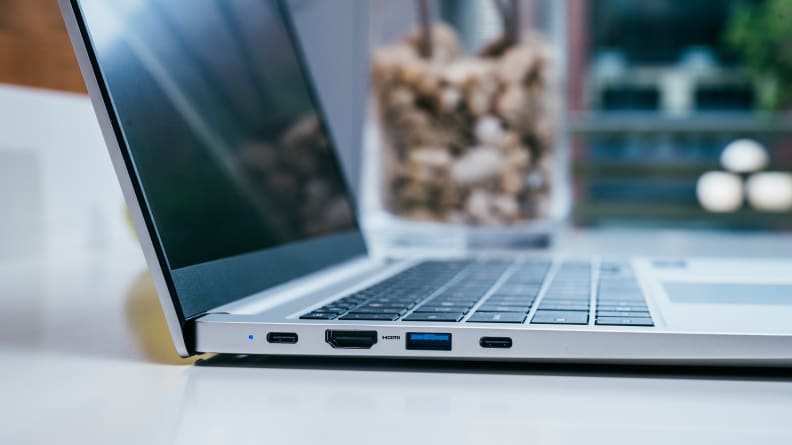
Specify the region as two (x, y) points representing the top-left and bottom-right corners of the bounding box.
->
(480, 337), (512, 348)
(267, 332), (298, 344)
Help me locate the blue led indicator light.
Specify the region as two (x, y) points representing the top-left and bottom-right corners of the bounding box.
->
(248, 334), (254, 340)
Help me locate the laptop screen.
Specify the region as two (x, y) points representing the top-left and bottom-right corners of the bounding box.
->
(74, 0), (367, 319)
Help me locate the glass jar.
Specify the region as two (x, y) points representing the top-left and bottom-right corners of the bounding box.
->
(362, 0), (569, 253)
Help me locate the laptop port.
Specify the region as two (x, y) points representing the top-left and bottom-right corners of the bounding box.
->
(266, 332), (298, 344)
(406, 332), (452, 351)
(480, 337), (512, 348)
(325, 330), (378, 349)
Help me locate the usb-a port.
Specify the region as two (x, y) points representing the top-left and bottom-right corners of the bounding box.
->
(405, 332), (452, 351)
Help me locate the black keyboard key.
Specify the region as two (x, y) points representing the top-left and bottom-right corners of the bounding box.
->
(403, 313), (464, 322)
(412, 306), (472, 314)
(477, 304), (532, 313)
(597, 299), (646, 305)
(598, 296), (644, 302)
(434, 296), (481, 303)
(537, 304), (589, 311)
(496, 285), (540, 295)
(487, 295), (533, 303)
(595, 316), (654, 326)
(361, 302), (411, 309)
(467, 312), (526, 323)
(540, 297), (590, 304)
(322, 307), (352, 313)
(597, 300), (647, 306)
(430, 298), (476, 306)
(596, 310), (651, 318)
(548, 281), (590, 287)
(487, 296), (534, 303)
(339, 313), (400, 321)
(542, 292), (589, 299)
(597, 304), (648, 312)
(531, 310), (589, 325)
(348, 307), (408, 315)
(432, 300), (477, 307)
(300, 312), (337, 320)
(597, 291), (644, 298)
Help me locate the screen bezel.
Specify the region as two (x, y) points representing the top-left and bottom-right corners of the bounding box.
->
(67, 0), (369, 351)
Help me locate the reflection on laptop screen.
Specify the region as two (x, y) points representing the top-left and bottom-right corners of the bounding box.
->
(76, 0), (366, 319)
(79, 0), (358, 269)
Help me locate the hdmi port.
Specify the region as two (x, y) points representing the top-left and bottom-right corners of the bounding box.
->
(325, 330), (378, 349)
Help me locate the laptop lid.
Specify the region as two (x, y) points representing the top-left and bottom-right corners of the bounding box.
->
(61, 0), (368, 353)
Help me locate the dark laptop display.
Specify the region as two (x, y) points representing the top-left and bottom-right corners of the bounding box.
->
(74, 0), (366, 319)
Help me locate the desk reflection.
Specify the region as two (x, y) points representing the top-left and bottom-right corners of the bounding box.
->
(172, 356), (792, 445)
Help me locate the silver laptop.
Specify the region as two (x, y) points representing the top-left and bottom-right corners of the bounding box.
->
(60, 0), (792, 365)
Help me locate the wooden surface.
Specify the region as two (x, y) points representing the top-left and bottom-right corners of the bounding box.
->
(0, 0), (86, 93)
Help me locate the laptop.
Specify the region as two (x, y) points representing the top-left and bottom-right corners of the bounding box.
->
(60, 0), (792, 365)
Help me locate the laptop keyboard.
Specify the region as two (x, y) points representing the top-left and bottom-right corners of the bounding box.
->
(299, 259), (654, 326)
(595, 261), (654, 326)
(461, 260), (548, 324)
(530, 262), (591, 325)
(299, 261), (470, 321)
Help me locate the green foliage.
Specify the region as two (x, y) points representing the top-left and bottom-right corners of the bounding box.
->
(726, 0), (792, 110)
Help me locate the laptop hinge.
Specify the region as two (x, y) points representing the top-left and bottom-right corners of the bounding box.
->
(183, 311), (230, 354)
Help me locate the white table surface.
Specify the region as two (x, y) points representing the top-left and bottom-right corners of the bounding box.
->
(1, 229), (792, 445)
(2, 86), (792, 444)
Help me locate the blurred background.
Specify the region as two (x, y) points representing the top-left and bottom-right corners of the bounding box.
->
(567, 0), (792, 230)
(1, 0), (790, 261)
(367, 0), (792, 232)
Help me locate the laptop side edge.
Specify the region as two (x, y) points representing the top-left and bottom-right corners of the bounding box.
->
(58, 0), (190, 356)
